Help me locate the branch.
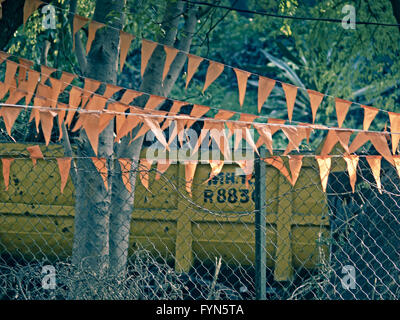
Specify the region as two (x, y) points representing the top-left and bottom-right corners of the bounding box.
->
(137, 0), (185, 97)
(61, 122), (77, 185)
(389, 0), (400, 32)
(116, 1), (189, 158)
(162, 3), (198, 94)
(69, 0), (87, 74)
(159, 0), (184, 45)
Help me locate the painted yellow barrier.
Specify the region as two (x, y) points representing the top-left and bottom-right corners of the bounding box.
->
(0, 143), (333, 281)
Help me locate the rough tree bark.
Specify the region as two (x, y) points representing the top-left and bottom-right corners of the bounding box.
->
(109, 0), (199, 276)
(71, 0), (125, 276)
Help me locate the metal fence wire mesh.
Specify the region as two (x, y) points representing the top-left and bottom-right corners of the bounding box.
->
(0, 145), (399, 300)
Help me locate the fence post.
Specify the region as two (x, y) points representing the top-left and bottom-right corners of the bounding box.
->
(254, 146), (267, 300)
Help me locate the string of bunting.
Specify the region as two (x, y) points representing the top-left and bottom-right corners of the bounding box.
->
(1, 0), (400, 195)
(0, 51), (398, 143)
(1, 53), (400, 194)
(2, 145), (400, 196)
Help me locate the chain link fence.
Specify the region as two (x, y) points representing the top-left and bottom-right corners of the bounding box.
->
(0, 142), (399, 300)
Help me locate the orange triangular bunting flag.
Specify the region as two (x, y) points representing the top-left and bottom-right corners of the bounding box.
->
(320, 130), (339, 156)
(155, 160), (171, 180)
(281, 126), (305, 156)
(0, 60), (18, 99)
(202, 61), (224, 93)
(335, 129), (353, 153)
(335, 98), (352, 128)
(161, 101), (186, 130)
(343, 155), (359, 193)
(369, 133), (394, 165)
(254, 123), (273, 155)
(56, 102), (67, 141)
(388, 112), (400, 154)
(39, 110), (57, 146)
(82, 78), (101, 108)
(49, 77), (63, 108)
(106, 103), (127, 136)
(233, 68), (251, 107)
(307, 89), (324, 124)
(288, 155), (303, 187)
(349, 132), (370, 153)
(40, 65), (57, 84)
(72, 95), (106, 132)
(118, 158), (132, 193)
(185, 161), (197, 197)
(258, 76), (275, 113)
(163, 45), (179, 81)
(1, 106), (22, 136)
(132, 118), (152, 142)
(103, 84), (122, 99)
(236, 160), (254, 188)
(141, 39), (158, 77)
(57, 157), (71, 194)
(281, 83), (297, 122)
(144, 95), (165, 110)
(209, 124), (231, 160)
(65, 87), (82, 127)
(86, 21), (105, 54)
(99, 113), (115, 135)
(206, 160), (224, 183)
(263, 156), (291, 184)
(362, 105), (379, 131)
(366, 156), (382, 194)
(30, 95), (47, 133)
(22, 69), (40, 105)
(2, 158), (14, 191)
(83, 114), (101, 155)
(119, 89), (142, 104)
(18, 58), (34, 83)
(348, 132), (392, 166)
(298, 123), (313, 143)
(119, 31), (135, 72)
(114, 114), (141, 142)
(186, 105), (210, 129)
(214, 109), (236, 121)
(143, 117), (169, 149)
(186, 54), (203, 89)
(60, 71), (76, 92)
(73, 15), (90, 50)
(393, 156), (400, 179)
(315, 156), (331, 192)
(268, 118), (286, 135)
(91, 158), (108, 190)
(27, 145), (44, 167)
(23, 0), (43, 26)
(139, 159), (153, 191)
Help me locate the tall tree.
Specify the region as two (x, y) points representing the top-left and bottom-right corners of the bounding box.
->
(66, 0), (199, 278)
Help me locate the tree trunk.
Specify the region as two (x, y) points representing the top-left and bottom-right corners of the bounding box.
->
(71, 0), (125, 276)
(108, 1), (198, 276)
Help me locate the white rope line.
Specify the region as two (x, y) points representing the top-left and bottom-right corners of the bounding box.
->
(0, 102), (395, 135)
